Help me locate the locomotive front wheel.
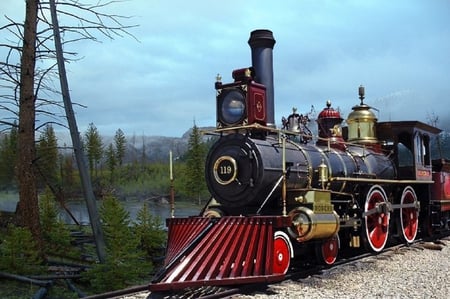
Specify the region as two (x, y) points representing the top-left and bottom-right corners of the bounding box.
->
(273, 231), (292, 274)
(363, 185), (390, 252)
(315, 234), (340, 265)
(400, 186), (419, 243)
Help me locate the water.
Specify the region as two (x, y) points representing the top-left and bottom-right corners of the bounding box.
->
(0, 193), (201, 225)
(59, 200), (202, 225)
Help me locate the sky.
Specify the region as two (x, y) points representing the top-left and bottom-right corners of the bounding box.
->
(1, 0), (450, 138)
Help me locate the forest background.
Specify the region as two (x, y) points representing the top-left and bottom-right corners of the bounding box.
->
(0, 122), (214, 205)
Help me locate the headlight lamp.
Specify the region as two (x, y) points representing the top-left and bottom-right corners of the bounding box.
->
(218, 88), (246, 126)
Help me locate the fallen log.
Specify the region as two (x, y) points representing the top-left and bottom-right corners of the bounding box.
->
(0, 271), (53, 287)
(32, 287), (48, 299)
(65, 278), (87, 298)
(29, 274), (82, 280)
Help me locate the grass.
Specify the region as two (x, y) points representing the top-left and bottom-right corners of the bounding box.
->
(0, 280), (80, 299)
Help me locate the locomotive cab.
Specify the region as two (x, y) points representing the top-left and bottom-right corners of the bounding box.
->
(377, 121), (440, 181)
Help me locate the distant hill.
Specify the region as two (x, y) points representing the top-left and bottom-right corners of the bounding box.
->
(51, 125), (450, 162)
(56, 126), (216, 163)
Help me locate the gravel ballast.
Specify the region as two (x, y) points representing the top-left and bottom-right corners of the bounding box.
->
(121, 238), (450, 299)
(240, 238), (450, 299)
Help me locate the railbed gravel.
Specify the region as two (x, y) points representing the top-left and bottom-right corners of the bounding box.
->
(121, 238), (450, 299)
(238, 238), (450, 299)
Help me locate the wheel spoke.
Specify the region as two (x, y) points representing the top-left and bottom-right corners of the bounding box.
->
(400, 187), (418, 243)
(369, 225), (386, 249)
(381, 214), (389, 229)
(364, 185), (389, 252)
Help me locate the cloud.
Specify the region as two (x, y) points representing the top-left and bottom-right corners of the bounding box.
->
(1, 0), (449, 138)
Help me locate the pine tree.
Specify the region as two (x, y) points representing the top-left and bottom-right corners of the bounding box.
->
(114, 128), (126, 166)
(0, 124), (18, 188)
(84, 123), (103, 179)
(36, 124), (59, 188)
(134, 202), (166, 258)
(39, 188), (79, 258)
(184, 124), (208, 204)
(0, 225), (43, 275)
(82, 196), (151, 293)
(60, 151), (76, 193)
(105, 143), (117, 183)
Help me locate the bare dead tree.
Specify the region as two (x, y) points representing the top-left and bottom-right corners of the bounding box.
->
(16, 0), (42, 248)
(1, 0), (137, 132)
(0, 0), (137, 257)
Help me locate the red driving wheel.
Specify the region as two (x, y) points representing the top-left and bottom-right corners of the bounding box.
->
(400, 186), (418, 243)
(364, 185), (390, 252)
(273, 232), (292, 274)
(316, 235), (340, 265)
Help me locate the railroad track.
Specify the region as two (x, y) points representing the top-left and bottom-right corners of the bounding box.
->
(86, 234), (449, 299)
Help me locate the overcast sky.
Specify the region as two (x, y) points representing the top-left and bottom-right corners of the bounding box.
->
(1, 0), (449, 138)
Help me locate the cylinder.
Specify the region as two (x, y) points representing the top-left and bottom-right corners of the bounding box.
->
(248, 29), (276, 128)
(287, 207), (340, 242)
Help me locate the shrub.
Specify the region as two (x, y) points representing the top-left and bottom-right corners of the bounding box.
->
(39, 188), (80, 259)
(82, 195), (151, 293)
(0, 225), (43, 275)
(133, 202), (166, 259)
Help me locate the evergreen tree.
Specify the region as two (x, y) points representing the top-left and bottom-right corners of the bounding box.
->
(184, 124), (208, 204)
(0, 124), (18, 188)
(36, 124), (59, 188)
(114, 128), (126, 166)
(0, 225), (43, 275)
(39, 188), (79, 258)
(105, 143), (117, 183)
(84, 123), (103, 178)
(134, 202), (166, 258)
(82, 196), (150, 293)
(60, 151), (76, 193)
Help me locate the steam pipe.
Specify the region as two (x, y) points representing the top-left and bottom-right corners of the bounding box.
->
(248, 29), (276, 128)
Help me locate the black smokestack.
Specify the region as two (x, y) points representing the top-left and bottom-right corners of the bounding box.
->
(248, 29), (276, 128)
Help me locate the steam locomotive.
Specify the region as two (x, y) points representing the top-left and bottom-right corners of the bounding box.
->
(149, 29), (450, 292)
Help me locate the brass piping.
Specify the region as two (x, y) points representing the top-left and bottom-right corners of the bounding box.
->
(430, 200), (450, 204)
(282, 135), (287, 216)
(329, 177), (434, 184)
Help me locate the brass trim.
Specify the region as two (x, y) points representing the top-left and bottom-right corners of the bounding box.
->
(213, 156), (237, 185)
(430, 200), (450, 204)
(330, 177), (433, 184)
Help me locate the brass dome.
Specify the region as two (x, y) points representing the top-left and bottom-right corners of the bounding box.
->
(346, 86), (378, 144)
(347, 104), (377, 123)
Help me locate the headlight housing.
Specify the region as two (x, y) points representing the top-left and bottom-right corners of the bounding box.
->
(217, 88), (246, 126)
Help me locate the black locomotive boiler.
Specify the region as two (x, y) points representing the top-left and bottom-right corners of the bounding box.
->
(149, 29), (450, 292)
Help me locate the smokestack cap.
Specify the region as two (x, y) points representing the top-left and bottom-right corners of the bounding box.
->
(248, 29), (276, 49)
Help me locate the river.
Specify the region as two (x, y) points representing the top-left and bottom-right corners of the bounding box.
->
(59, 199), (202, 225)
(0, 192), (202, 225)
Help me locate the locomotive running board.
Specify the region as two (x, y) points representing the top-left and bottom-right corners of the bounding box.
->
(149, 216), (290, 292)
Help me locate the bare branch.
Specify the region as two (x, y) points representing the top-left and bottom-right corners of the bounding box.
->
(1, 0), (138, 134)
(36, 120), (68, 131)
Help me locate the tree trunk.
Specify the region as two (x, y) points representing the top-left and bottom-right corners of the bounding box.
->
(49, 0), (106, 262)
(16, 0), (42, 246)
